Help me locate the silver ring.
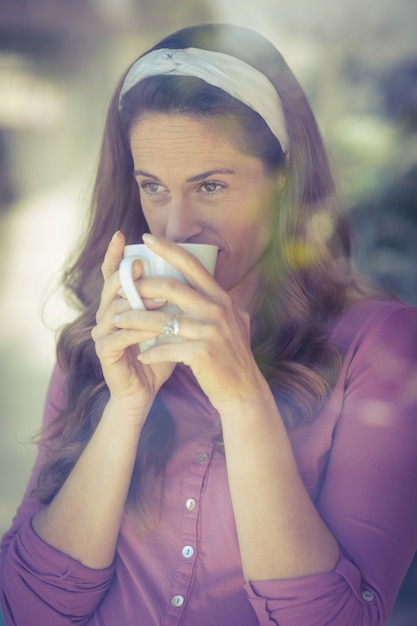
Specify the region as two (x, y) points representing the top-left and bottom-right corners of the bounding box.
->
(161, 314), (181, 337)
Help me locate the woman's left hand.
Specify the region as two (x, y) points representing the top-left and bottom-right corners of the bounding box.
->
(113, 235), (263, 410)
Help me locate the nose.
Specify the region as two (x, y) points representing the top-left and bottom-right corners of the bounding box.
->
(164, 198), (204, 242)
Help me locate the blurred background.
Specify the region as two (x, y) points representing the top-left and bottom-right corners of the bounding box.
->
(0, 1), (416, 624)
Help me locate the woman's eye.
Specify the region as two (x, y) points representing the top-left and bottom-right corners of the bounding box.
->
(140, 181), (165, 196)
(200, 181), (223, 194)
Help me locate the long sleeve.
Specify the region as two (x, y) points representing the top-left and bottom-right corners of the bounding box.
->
(0, 366), (115, 626)
(243, 303), (417, 626)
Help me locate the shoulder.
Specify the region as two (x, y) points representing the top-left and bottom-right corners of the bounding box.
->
(329, 298), (417, 357)
(329, 300), (417, 406)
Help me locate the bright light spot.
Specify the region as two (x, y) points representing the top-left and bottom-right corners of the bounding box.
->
(283, 239), (316, 269)
(332, 114), (397, 160)
(0, 54), (64, 129)
(0, 183), (81, 365)
(360, 400), (393, 426)
(307, 211), (335, 244)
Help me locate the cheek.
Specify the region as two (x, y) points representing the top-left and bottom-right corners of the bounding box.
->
(244, 204), (274, 247)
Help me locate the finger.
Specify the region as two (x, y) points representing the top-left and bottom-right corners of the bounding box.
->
(142, 235), (221, 297)
(157, 305), (249, 345)
(92, 310), (161, 362)
(96, 259), (145, 324)
(93, 297), (132, 341)
(101, 231), (125, 281)
(111, 308), (182, 341)
(133, 275), (226, 319)
(94, 327), (158, 360)
(118, 285), (168, 311)
(94, 299), (174, 347)
(111, 306), (245, 358)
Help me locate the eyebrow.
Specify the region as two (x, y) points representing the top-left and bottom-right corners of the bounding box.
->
(134, 168), (236, 182)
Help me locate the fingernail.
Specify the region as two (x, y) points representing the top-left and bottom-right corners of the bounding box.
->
(112, 314), (121, 324)
(142, 233), (156, 245)
(111, 230), (121, 244)
(117, 287), (126, 297)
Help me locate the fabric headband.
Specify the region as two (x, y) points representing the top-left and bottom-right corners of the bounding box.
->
(119, 47), (289, 154)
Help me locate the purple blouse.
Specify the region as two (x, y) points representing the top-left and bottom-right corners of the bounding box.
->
(1, 299), (417, 625)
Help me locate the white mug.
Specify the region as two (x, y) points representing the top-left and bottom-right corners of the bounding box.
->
(119, 242), (218, 350)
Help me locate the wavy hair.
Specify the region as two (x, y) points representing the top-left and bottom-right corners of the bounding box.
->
(33, 24), (362, 515)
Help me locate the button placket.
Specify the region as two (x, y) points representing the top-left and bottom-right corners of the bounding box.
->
(162, 440), (213, 625)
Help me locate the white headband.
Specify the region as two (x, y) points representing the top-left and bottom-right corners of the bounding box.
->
(119, 47), (289, 154)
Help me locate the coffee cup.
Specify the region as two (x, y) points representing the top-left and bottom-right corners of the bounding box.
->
(119, 242), (218, 350)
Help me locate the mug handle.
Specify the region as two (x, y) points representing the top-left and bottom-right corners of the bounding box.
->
(119, 255), (148, 310)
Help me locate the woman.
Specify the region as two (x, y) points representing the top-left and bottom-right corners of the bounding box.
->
(1, 23), (416, 626)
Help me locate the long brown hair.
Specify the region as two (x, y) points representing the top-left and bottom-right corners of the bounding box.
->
(33, 24), (361, 512)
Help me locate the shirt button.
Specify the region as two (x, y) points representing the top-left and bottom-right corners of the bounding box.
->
(182, 545), (195, 559)
(197, 452), (208, 464)
(171, 595), (184, 607)
(186, 498), (196, 511)
(362, 590), (375, 602)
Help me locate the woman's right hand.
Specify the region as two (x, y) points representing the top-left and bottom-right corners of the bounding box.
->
(91, 231), (175, 416)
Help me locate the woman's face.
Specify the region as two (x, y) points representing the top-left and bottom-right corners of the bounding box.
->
(130, 113), (276, 309)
